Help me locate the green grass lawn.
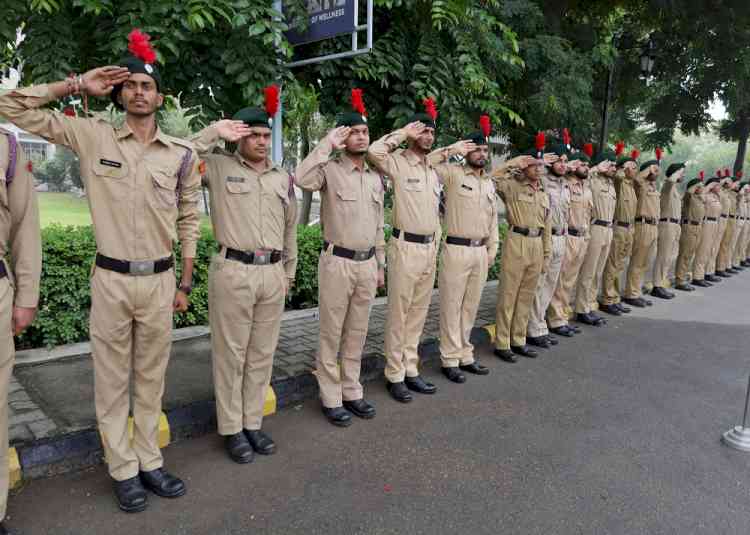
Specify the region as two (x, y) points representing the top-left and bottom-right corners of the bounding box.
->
(38, 192), (211, 229)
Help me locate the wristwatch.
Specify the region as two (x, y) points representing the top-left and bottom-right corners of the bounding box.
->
(178, 284), (193, 295)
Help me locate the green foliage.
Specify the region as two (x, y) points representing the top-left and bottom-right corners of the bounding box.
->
(32, 146), (81, 190)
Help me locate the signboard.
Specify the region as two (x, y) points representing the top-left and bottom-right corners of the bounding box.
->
(285, 0), (357, 46)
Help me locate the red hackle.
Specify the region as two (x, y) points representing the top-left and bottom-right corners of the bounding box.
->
(583, 143), (594, 158)
(630, 149), (640, 160)
(615, 141), (625, 157)
(562, 128), (571, 147)
(351, 88), (366, 116)
(655, 147), (663, 161)
(479, 115), (491, 138)
(535, 132), (546, 152)
(264, 85), (280, 117)
(724, 168), (731, 177)
(423, 98), (438, 121)
(127, 29), (157, 64)
(738, 170), (744, 179)
(699, 171), (705, 181)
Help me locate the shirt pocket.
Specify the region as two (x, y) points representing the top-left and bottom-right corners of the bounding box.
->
(265, 181), (289, 231)
(92, 159), (129, 201)
(404, 177), (425, 192)
(150, 167), (179, 209)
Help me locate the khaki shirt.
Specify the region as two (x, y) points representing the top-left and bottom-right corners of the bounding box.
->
(192, 126), (298, 281)
(659, 180), (682, 220)
(566, 175), (593, 235)
(367, 130), (440, 236)
(681, 192), (705, 224)
(492, 169), (551, 261)
(704, 191), (722, 219)
(542, 172), (570, 232)
(589, 172), (617, 222)
(0, 84), (201, 261)
(613, 173), (637, 224)
(0, 130), (41, 307)
(720, 188), (732, 216)
(633, 175), (660, 219)
(727, 189), (738, 217)
(427, 149), (499, 260)
(295, 137), (385, 265)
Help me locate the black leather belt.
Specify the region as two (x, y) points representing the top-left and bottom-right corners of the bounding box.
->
(512, 226), (543, 237)
(721, 214), (729, 218)
(568, 227), (584, 237)
(446, 236), (487, 247)
(635, 217), (657, 225)
(705, 217), (718, 222)
(616, 221), (631, 229)
(95, 253), (173, 276)
(393, 228), (434, 244)
(593, 220), (612, 228)
(681, 219), (701, 226)
(225, 247), (282, 265)
(660, 217), (680, 224)
(323, 241), (375, 261)
(551, 227), (566, 236)
(729, 215), (737, 219)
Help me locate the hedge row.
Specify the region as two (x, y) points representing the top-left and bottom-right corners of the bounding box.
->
(16, 223), (507, 350)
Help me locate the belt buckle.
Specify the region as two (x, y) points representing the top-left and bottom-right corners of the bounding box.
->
(129, 260), (155, 276)
(470, 239), (482, 247)
(530, 228), (541, 237)
(253, 250), (271, 265)
(353, 250), (369, 261)
(425, 234), (434, 243)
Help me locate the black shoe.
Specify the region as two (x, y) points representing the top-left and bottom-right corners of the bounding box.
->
(614, 302), (631, 313)
(716, 270), (731, 278)
(526, 335), (550, 348)
(405, 375), (437, 394)
(742, 260), (750, 267)
(245, 429), (277, 454)
(733, 265), (744, 271)
(728, 267), (740, 273)
(0, 523), (7, 535)
(599, 303), (622, 316)
(643, 298), (653, 306)
(706, 274), (721, 282)
(569, 324), (582, 333)
(113, 476), (148, 513)
(511, 345), (538, 358)
(577, 312), (605, 326)
(225, 432), (254, 464)
(545, 335), (559, 346)
(343, 399), (376, 419)
(692, 279), (711, 287)
(494, 348), (518, 363)
(441, 366), (467, 383)
(591, 312), (608, 324)
(622, 297), (646, 308)
(322, 406), (354, 426)
(386, 381), (413, 403)
(550, 326), (575, 337)
(651, 286), (674, 299)
(460, 362), (490, 375)
(675, 283), (695, 291)
(139, 468), (186, 499)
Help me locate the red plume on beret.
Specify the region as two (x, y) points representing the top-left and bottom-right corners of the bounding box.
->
(423, 98), (437, 121)
(716, 169), (722, 178)
(535, 132), (546, 152)
(264, 85), (280, 117)
(630, 149), (640, 160)
(615, 141), (625, 157)
(699, 170), (705, 181)
(655, 147), (663, 161)
(583, 143), (594, 158)
(562, 128), (571, 148)
(724, 168), (731, 177)
(738, 170), (744, 179)
(128, 29), (157, 64)
(351, 88), (366, 116)
(479, 115), (491, 138)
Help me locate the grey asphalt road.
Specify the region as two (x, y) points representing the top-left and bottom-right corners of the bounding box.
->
(7, 275), (750, 535)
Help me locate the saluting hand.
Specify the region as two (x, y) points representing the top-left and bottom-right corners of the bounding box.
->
(507, 155), (536, 170)
(12, 306), (36, 337)
(214, 120), (252, 142)
(82, 66), (131, 97)
(403, 121), (427, 141)
(451, 140), (478, 157)
(543, 153), (559, 165)
(326, 126), (351, 150)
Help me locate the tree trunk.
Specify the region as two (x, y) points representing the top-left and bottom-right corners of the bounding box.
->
(734, 112), (749, 174)
(299, 123), (313, 225)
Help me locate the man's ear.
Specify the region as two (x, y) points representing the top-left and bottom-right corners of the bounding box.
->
(156, 93), (164, 109)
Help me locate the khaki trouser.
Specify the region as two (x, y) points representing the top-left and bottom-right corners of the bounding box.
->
(708, 218), (727, 274)
(0, 278), (13, 520)
(653, 221), (682, 287)
(209, 254), (284, 435)
(439, 243), (488, 368)
(90, 266), (175, 482)
(527, 234), (566, 337)
(733, 222), (747, 265)
(315, 250), (377, 407)
(739, 223), (750, 264)
(600, 225), (634, 305)
(575, 225), (613, 314)
(494, 233), (544, 350)
(730, 220), (743, 266)
(675, 223), (701, 284)
(694, 221), (719, 280)
(384, 237), (438, 383)
(548, 235), (588, 328)
(717, 219), (736, 271)
(624, 222), (658, 298)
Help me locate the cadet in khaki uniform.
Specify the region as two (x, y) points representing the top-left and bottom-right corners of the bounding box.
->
(622, 154), (661, 307)
(0, 129), (41, 535)
(651, 163), (686, 299)
(526, 143), (570, 349)
(548, 147), (594, 337)
(491, 136), (551, 363)
(692, 175), (722, 287)
(0, 36), (201, 512)
(727, 175), (744, 272)
(367, 100), (441, 403)
(192, 95), (298, 460)
(736, 182), (750, 268)
(707, 170), (733, 281)
(674, 173), (705, 291)
(575, 150), (617, 326)
(296, 92), (385, 426)
(599, 146), (638, 316)
(428, 118), (499, 382)
(717, 171), (740, 276)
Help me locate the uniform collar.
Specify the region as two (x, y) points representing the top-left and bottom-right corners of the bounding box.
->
(403, 148), (431, 168)
(115, 121), (172, 147)
(341, 152), (370, 173)
(233, 152), (282, 175)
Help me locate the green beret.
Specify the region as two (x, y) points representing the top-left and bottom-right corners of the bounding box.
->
(465, 131), (490, 146)
(616, 156), (637, 168)
(546, 144), (568, 158)
(522, 147), (544, 159)
(732, 175), (741, 183)
(705, 176), (721, 186)
(233, 107), (273, 129)
(686, 178), (701, 190)
(666, 163), (686, 177)
(639, 160), (659, 171)
(592, 149), (616, 166)
(573, 150), (591, 163)
(337, 111), (367, 128)
(111, 56), (162, 110)
(740, 182), (750, 189)
(408, 112), (436, 130)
